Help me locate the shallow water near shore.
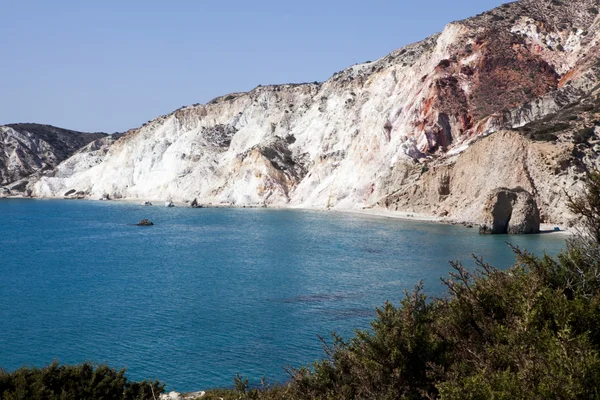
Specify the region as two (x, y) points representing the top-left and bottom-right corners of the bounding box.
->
(0, 199), (566, 391)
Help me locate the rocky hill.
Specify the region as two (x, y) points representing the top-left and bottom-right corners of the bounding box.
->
(0, 124), (107, 190)
(13, 0), (600, 225)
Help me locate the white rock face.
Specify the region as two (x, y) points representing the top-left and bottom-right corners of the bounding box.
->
(0, 124), (107, 187)
(31, 34), (446, 208)
(0, 126), (52, 185)
(28, 0), (600, 223)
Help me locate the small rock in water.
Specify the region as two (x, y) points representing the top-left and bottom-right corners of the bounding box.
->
(190, 198), (203, 208)
(136, 219), (154, 226)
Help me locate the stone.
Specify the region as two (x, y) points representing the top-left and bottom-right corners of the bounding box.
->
(183, 391), (206, 399)
(136, 219), (154, 226)
(8, 180), (29, 192)
(64, 189), (76, 196)
(159, 392), (182, 400)
(479, 187), (540, 234)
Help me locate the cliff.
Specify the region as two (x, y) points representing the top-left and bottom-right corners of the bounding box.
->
(0, 124), (107, 189)
(9, 0), (600, 225)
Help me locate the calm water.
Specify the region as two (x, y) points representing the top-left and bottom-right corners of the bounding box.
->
(0, 199), (566, 391)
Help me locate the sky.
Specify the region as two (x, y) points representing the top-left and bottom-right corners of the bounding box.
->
(0, 0), (507, 133)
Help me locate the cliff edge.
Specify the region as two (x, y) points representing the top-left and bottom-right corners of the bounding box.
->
(5, 0), (600, 226)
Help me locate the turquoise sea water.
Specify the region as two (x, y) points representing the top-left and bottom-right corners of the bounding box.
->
(0, 199), (566, 391)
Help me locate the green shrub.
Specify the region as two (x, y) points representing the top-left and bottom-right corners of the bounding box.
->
(519, 122), (569, 141)
(8, 172), (600, 399)
(574, 126), (595, 145)
(0, 361), (164, 400)
(283, 171), (600, 399)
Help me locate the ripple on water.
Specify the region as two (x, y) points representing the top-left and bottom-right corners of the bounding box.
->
(0, 200), (566, 391)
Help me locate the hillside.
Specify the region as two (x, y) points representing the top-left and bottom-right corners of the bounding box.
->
(0, 124), (107, 189)
(10, 0), (600, 225)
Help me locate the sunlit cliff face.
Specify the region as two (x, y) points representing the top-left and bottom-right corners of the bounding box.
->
(12, 0), (599, 225)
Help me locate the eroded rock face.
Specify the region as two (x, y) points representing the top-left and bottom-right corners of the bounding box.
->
(0, 124), (107, 186)
(479, 188), (540, 234)
(9, 0), (599, 225)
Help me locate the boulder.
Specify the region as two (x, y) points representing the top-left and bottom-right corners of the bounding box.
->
(184, 391), (206, 399)
(64, 189), (76, 196)
(8, 180), (28, 192)
(479, 187), (540, 234)
(159, 392), (182, 400)
(136, 219), (154, 226)
(190, 198), (203, 208)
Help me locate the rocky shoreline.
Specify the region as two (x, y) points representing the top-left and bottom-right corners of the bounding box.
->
(0, 193), (572, 235)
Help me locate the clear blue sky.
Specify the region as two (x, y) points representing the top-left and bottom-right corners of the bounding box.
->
(0, 0), (507, 133)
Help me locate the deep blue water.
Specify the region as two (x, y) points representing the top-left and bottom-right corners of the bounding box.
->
(0, 199), (566, 391)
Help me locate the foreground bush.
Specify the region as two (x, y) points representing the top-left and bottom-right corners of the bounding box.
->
(4, 173), (600, 399)
(0, 361), (164, 400)
(215, 172), (600, 399)
(282, 172), (600, 399)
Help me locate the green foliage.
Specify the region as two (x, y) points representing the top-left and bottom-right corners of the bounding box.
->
(281, 171), (600, 399)
(202, 375), (291, 400)
(0, 361), (164, 400)
(518, 122), (570, 142)
(573, 126), (596, 145)
(7, 173), (600, 399)
(289, 284), (445, 400)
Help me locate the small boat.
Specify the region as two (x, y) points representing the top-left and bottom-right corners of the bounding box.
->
(141, 201), (153, 206)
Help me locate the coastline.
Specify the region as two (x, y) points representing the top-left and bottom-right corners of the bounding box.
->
(1, 194), (573, 236)
(331, 207), (572, 236)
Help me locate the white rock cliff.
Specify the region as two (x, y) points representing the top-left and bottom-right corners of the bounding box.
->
(15, 0), (600, 225)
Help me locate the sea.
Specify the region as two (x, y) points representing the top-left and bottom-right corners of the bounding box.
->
(0, 199), (567, 391)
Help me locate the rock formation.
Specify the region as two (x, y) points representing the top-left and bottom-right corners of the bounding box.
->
(136, 219), (154, 226)
(2, 0), (599, 226)
(159, 391), (205, 400)
(190, 198), (202, 208)
(479, 188), (540, 234)
(0, 124), (107, 186)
